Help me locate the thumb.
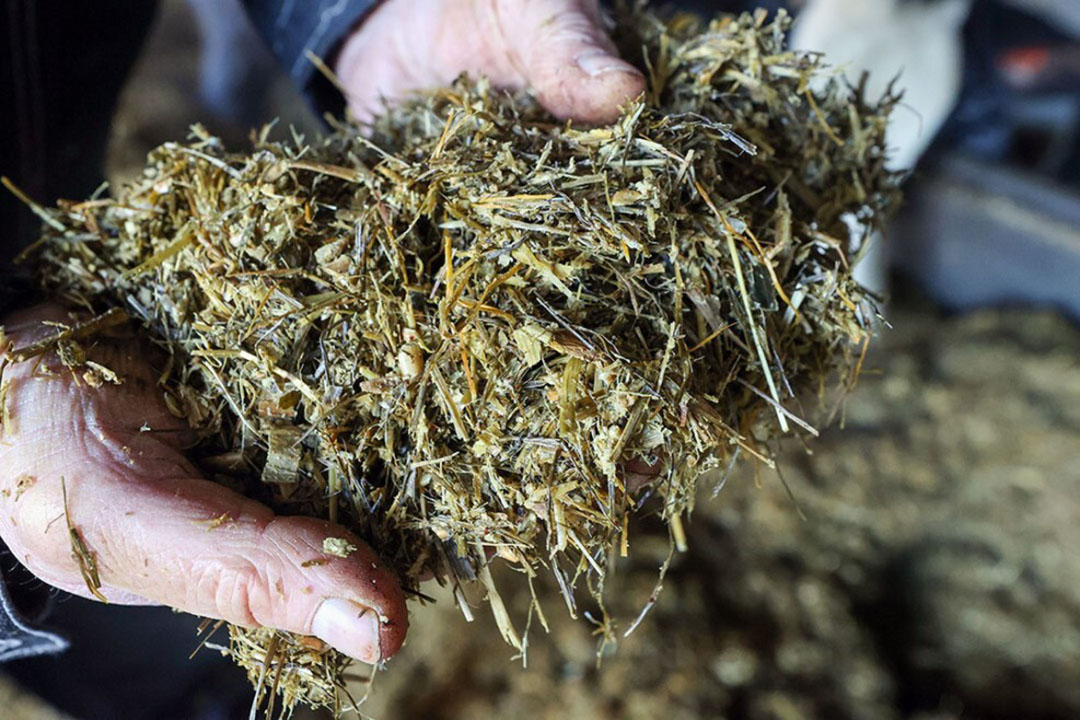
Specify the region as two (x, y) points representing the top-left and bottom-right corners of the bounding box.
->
(3, 468), (408, 664)
(517, 0), (646, 123)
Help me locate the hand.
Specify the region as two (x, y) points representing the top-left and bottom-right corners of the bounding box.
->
(334, 0), (646, 124)
(0, 304), (407, 663)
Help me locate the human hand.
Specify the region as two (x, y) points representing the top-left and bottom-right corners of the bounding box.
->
(334, 0), (646, 124)
(0, 303), (407, 663)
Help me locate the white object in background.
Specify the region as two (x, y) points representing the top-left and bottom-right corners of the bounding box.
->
(792, 0), (972, 294)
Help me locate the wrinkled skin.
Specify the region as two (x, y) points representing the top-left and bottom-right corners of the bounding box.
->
(335, 0), (646, 124)
(0, 0), (643, 663)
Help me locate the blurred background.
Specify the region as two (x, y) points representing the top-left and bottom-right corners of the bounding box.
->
(2, 0), (1078, 718)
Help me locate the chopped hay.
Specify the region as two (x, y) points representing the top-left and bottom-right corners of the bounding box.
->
(23, 8), (901, 714)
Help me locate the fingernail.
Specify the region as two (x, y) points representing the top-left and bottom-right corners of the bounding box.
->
(576, 50), (633, 77)
(311, 598), (382, 663)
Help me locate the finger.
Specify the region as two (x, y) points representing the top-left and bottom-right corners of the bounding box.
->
(334, 0), (644, 125)
(624, 455), (665, 494)
(0, 312), (408, 663)
(518, 0), (645, 123)
(335, 0), (500, 125)
(335, 0), (536, 124)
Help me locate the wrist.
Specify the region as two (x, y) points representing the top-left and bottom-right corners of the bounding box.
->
(241, 0), (380, 115)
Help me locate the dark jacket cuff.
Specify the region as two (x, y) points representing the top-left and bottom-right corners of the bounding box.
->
(241, 0), (378, 115)
(0, 552), (68, 662)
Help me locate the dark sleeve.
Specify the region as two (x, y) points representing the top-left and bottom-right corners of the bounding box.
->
(241, 0), (379, 115)
(0, 0), (158, 266)
(0, 553), (68, 662)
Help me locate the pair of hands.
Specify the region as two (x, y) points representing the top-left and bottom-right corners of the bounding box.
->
(0, 0), (644, 663)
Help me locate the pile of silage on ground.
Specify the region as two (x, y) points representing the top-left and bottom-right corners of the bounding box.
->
(25, 7), (900, 714)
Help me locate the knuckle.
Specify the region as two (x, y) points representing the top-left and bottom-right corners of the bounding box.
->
(192, 546), (290, 631)
(196, 556), (264, 627)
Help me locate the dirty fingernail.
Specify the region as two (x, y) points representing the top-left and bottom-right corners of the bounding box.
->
(311, 598), (382, 663)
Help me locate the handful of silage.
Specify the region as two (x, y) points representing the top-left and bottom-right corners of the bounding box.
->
(29, 8), (900, 712)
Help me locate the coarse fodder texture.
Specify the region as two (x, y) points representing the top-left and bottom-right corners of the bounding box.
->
(28, 8), (900, 714)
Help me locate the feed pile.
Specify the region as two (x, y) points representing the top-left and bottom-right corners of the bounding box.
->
(24, 8), (900, 713)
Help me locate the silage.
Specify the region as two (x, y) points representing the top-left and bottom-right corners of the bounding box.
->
(23, 8), (900, 714)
